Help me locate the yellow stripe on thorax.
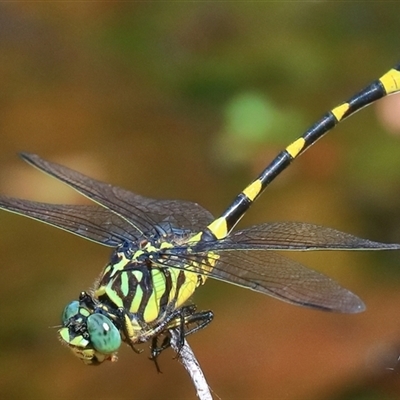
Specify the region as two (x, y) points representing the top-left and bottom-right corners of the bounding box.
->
(143, 269), (166, 322)
(175, 270), (199, 309)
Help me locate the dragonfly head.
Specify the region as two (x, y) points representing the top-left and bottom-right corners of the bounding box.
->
(58, 292), (121, 365)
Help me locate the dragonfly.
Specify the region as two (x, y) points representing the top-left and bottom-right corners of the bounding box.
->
(0, 64), (400, 366)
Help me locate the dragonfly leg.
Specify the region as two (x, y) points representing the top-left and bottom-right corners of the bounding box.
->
(150, 306), (214, 360)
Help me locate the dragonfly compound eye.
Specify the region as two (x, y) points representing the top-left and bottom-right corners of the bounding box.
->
(61, 300), (80, 324)
(59, 299), (120, 365)
(87, 314), (121, 354)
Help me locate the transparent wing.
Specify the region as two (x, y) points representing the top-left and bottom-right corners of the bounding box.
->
(0, 196), (136, 246)
(18, 153), (213, 236)
(209, 222), (400, 251)
(160, 222), (399, 312)
(160, 247), (365, 313)
(211, 249), (365, 313)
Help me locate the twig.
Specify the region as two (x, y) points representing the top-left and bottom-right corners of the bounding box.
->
(170, 329), (213, 400)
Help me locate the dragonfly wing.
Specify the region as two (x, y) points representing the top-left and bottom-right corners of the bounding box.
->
(161, 248), (365, 313)
(144, 198), (213, 234)
(0, 196), (135, 246)
(20, 153), (213, 235)
(218, 222), (400, 251)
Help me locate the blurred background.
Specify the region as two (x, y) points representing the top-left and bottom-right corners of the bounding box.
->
(1, 3), (400, 400)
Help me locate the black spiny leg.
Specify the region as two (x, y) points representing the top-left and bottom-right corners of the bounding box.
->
(181, 309), (214, 337)
(150, 334), (169, 373)
(149, 306), (214, 371)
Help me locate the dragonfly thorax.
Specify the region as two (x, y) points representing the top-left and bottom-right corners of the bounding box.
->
(95, 236), (198, 318)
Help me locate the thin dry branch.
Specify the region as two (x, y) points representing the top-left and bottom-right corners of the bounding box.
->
(170, 329), (213, 400)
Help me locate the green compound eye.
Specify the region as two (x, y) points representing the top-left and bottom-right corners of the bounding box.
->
(87, 314), (121, 354)
(62, 301), (80, 324)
